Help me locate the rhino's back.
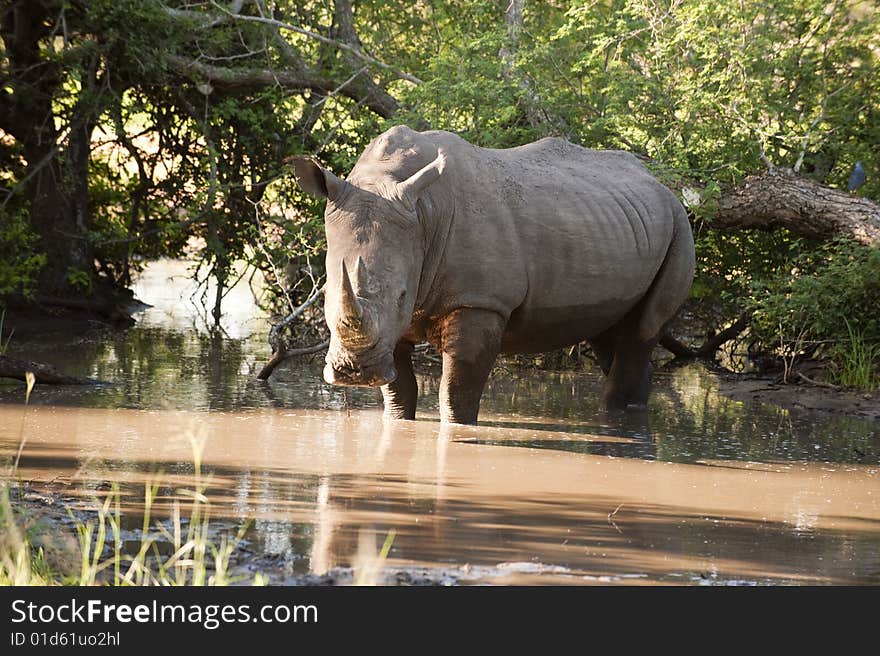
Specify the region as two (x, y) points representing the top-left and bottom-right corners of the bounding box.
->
(350, 127), (687, 351)
(475, 136), (675, 258)
(423, 134), (682, 349)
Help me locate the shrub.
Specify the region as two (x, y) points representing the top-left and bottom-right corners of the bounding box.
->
(0, 207), (46, 297)
(749, 239), (880, 387)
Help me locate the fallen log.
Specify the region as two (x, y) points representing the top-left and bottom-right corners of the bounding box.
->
(2, 293), (136, 326)
(710, 168), (880, 246)
(0, 355), (105, 385)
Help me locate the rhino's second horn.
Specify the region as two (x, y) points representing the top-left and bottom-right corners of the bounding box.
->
(352, 255), (371, 296)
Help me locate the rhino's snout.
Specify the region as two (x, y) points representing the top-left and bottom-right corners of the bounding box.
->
(323, 360), (397, 388)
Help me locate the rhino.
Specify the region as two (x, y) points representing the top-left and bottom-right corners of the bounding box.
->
(291, 126), (694, 424)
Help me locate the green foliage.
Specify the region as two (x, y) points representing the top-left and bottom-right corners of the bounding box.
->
(749, 240), (880, 386)
(392, 4), (537, 146)
(2, 0), (878, 356)
(0, 485), (57, 586)
(0, 208), (46, 297)
(834, 320), (880, 389)
(66, 268), (93, 294)
(392, 0), (880, 352)
(390, 1), (878, 184)
(551, 0), (878, 181)
(691, 229), (809, 328)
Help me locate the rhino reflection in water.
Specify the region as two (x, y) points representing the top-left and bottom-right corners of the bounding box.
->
(291, 126), (695, 424)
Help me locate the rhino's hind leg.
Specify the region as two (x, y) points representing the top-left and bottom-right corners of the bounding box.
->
(381, 341), (418, 420)
(592, 328), (652, 409)
(601, 342), (654, 410)
(437, 308), (505, 425)
(588, 332), (615, 375)
(601, 207), (695, 410)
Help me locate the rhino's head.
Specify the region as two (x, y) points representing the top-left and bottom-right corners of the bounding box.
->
(290, 148), (446, 387)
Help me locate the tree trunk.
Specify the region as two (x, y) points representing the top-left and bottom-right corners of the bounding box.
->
(2, 1), (94, 295)
(24, 143), (94, 294)
(710, 169), (880, 246)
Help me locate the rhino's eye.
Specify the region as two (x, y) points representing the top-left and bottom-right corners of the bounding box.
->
(398, 290), (407, 306)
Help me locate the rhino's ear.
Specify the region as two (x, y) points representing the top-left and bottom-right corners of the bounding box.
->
(396, 148), (446, 207)
(289, 156), (347, 201)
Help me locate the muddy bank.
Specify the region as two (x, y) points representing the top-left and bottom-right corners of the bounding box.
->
(1, 285), (140, 327)
(5, 485), (620, 586)
(717, 375), (880, 421)
(0, 484), (837, 586)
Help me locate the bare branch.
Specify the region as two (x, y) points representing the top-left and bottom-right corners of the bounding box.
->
(156, 0), (245, 28)
(268, 284), (325, 352)
(797, 372), (840, 389)
(166, 53), (320, 90)
(660, 312), (750, 361)
(156, 1), (406, 117)
(311, 65), (369, 111)
(165, 54), (400, 118)
(1, 144), (61, 207)
(256, 339), (329, 380)
(207, 1), (423, 85)
(659, 333), (697, 359)
(256, 263), (327, 380)
(697, 312), (751, 358)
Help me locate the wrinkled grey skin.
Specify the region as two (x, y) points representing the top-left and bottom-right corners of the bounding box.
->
(291, 126), (695, 424)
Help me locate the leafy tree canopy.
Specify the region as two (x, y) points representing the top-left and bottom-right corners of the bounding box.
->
(0, 0), (877, 372)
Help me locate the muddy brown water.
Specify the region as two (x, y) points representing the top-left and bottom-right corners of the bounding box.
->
(1, 259), (879, 585)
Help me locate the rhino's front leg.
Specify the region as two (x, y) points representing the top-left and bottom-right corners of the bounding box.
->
(437, 308), (505, 425)
(381, 341), (418, 420)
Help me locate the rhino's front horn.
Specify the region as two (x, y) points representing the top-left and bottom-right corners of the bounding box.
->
(340, 260), (363, 325)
